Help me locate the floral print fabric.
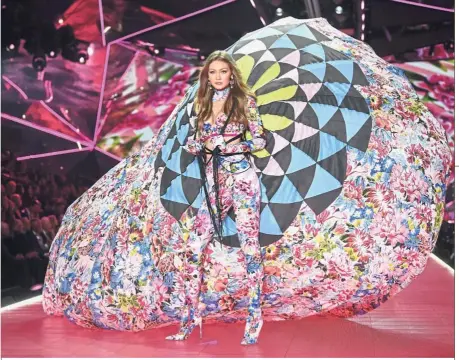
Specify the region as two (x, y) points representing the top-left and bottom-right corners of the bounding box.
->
(43, 18), (451, 331)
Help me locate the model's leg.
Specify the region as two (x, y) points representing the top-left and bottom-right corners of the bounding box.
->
(231, 168), (264, 345)
(166, 165), (222, 340)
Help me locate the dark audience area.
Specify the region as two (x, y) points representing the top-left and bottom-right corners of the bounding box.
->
(1, 149), (90, 303)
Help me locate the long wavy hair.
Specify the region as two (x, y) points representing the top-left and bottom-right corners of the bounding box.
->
(195, 50), (255, 132)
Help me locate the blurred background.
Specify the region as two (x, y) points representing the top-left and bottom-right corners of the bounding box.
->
(1, 0), (454, 305)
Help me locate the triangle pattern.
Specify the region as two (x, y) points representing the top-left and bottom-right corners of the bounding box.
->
(263, 156), (285, 176)
(255, 50), (278, 67)
(300, 82), (322, 101)
(324, 82), (352, 106)
(340, 108), (371, 141)
(286, 24), (318, 41)
(182, 158), (201, 179)
(166, 148), (183, 174)
(235, 39), (267, 54)
(287, 144), (316, 173)
(269, 35), (298, 50)
(300, 62), (326, 82)
(162, 175), (189, 205)
(292, 122), (319, 142)
(279, 49), (301, 67)
(270, 176), (303, 203)
(301, 43), (326, 61)
(327, 60), (355, 83)
(260, 206), (283, 235)
(271, 132), (291, 155)
(310, 103), (338, 129)
(305, 164), (342, 199)
(317, 132), (347, 162)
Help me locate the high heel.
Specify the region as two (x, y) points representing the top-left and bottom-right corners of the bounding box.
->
(241, 309), (263, 345)
(166, 308), (202, 341)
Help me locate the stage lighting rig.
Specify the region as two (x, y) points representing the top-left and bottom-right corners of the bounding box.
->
(1, 2), (90, 70)
(146, 45), (165, 57)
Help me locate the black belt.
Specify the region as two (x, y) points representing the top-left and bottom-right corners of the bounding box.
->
(197, 133), (246, 243)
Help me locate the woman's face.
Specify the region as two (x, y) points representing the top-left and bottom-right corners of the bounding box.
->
(208, 60), (232, 91)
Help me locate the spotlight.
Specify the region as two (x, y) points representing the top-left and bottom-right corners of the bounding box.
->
(87, 43), (94, 56)
(48, 50), (57, 58)
(444, 40), (454, 51)
(148, 46), (165, 57)
(58, 18), (64, 25)
(335, 6), (343, 14)
(32, 53), (47, 71)
(275, 7), (283, 17)
(8, 44), (15, 50)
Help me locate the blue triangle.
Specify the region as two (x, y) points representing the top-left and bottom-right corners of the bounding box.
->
(310, 103), (338, 128)
(301, 44), (325, 60)
(161, 138), (175, 163)
(166, 148), (183, 174)
(300, 63), (326, 81)
(175, 108), (186, 130)
(222, 216), (237, 237)
(287, 144), (316, 174)
(306, 164), (342, 199)
(191, 189), (204, 209)
(162, 176), (189, 205)
(177, 123), (189, 145)
(340, 108), (370, 141)
(182, 157), (201, 179)
(324, 82), (351, 106)
(269, 35), (298, 50)
(270, 176), (303, 204)
(317, 132), (346, 162)
(327, 60), (355, 83)
(260, 206), (283, 235)
(260, 180), (269, 203)
(287, 24), (318, 41)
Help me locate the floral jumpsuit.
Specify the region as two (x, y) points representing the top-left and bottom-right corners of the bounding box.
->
(173, 96), (266, 344)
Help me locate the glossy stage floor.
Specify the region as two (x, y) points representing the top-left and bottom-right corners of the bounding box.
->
(1, 255), (454, 358)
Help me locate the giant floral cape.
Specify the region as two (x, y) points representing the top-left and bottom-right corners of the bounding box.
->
(43, 17), (451, 331)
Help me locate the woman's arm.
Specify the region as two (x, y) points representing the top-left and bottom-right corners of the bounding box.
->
(219, 97), (266, 154)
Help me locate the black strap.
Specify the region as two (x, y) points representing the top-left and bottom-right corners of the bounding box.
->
(196, 101), (237, 242)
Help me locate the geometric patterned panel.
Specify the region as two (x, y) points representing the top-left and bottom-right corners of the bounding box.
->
(227, 22), (371, 246)
(156, 22), (372, 247)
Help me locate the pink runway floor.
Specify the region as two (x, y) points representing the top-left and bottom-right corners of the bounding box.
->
(1, 256), (454, 358)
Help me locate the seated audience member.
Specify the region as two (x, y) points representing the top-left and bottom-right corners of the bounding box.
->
(41, 216), (56, 245)
(30, 218), (51, 254)
(11, 193), (25, 220)
(1, 221), (33, 288)
(10, 219), (48, 285)
(48, 214), (59, 233)
(5, 180), (17, 199)
(21, 199), (43, 220)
